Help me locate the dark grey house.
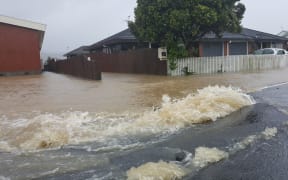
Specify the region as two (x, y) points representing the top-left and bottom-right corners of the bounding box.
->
(88, 29), (151, 54)
(199, 28), (288, 57)
(65, 27), (288, 57)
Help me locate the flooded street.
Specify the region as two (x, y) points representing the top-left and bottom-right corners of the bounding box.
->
(1, 69), (288, 114)
(1, 69), (288, 179)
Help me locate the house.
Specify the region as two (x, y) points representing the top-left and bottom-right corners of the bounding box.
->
(64, 46), (90, 58)
(199, 28), (288, 57)
(0, 15), (46, 76)
(65, 27), (288, 58)
(88, 28), (151, 54)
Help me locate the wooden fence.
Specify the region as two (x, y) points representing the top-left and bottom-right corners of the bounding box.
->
(89, 48), (167, 75)
(44, 48), (167, 79)
(44, 56), (102, 80)
(169, 55), (288, 76)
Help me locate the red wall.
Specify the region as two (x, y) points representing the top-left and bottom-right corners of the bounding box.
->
(224, 41), (228, 56)
(0, 23), (42, 74)
(199, 43), (203, 57)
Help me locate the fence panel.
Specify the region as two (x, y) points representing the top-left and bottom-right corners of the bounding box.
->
(45, 49), (168, 79)
(169, 55), (288, 76)
(44, 56), (102, 80)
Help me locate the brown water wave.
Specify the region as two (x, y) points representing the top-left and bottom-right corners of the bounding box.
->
(0, 86), (254, 152)
(0, 69), (288, 152)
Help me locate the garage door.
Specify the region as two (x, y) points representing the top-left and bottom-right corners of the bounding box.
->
(229, 42), (247, 55)
(202, 42), (223, 57)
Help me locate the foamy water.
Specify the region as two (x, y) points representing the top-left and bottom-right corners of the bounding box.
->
(126, 127), (278, 179)
(192, 147), (229, 168)
(0, 112), (138, 151)
(0, 86), (255, 152)
(127, 161), (186, 180)
(136, 86), (254, 129)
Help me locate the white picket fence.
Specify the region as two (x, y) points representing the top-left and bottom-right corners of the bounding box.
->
(169, 55), (288, 76)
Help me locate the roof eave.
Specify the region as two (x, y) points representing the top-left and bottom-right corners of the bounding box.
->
(0, 15), (46, 32)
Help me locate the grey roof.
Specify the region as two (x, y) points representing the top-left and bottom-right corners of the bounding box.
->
(241, 28), (288, 41)
(88, 29), (138, 50)
(202, 31), (253, 40)
(87, 27), (288, 51)
(64, 46), (89, 57)
(202, 28), (288, 41)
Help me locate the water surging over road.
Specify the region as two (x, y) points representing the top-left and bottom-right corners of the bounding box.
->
(0, 86), (254, 152)
(126, 127), (278, 180)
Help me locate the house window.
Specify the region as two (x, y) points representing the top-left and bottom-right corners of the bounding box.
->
(262, 42), (271, 48)
(202, 42), (223, 57)
(102, 47), (111, 54)
(271, 42), (283, 48)
(229, 42), (247, 55)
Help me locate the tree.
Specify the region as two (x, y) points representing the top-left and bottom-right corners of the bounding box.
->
(129, 0), (246, 57)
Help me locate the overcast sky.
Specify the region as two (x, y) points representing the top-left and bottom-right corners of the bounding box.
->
(0, 0), (287, 57)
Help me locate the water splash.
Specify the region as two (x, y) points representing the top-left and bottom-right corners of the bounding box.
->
(229, 127), (278, 153)
(0, 112), (135, 151)
(0, 86), (255, 152)
(192, 147), (229, 168)
(262, 127), (277, 140)
(131, 86), (255, 131)
(126, 161), (186, 180)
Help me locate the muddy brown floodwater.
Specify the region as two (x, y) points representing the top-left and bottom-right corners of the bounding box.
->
(0, 69), (288, 115)
(0, 69), (288, 179)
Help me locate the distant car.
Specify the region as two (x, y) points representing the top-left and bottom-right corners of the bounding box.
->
(253, 48), (288, 55)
